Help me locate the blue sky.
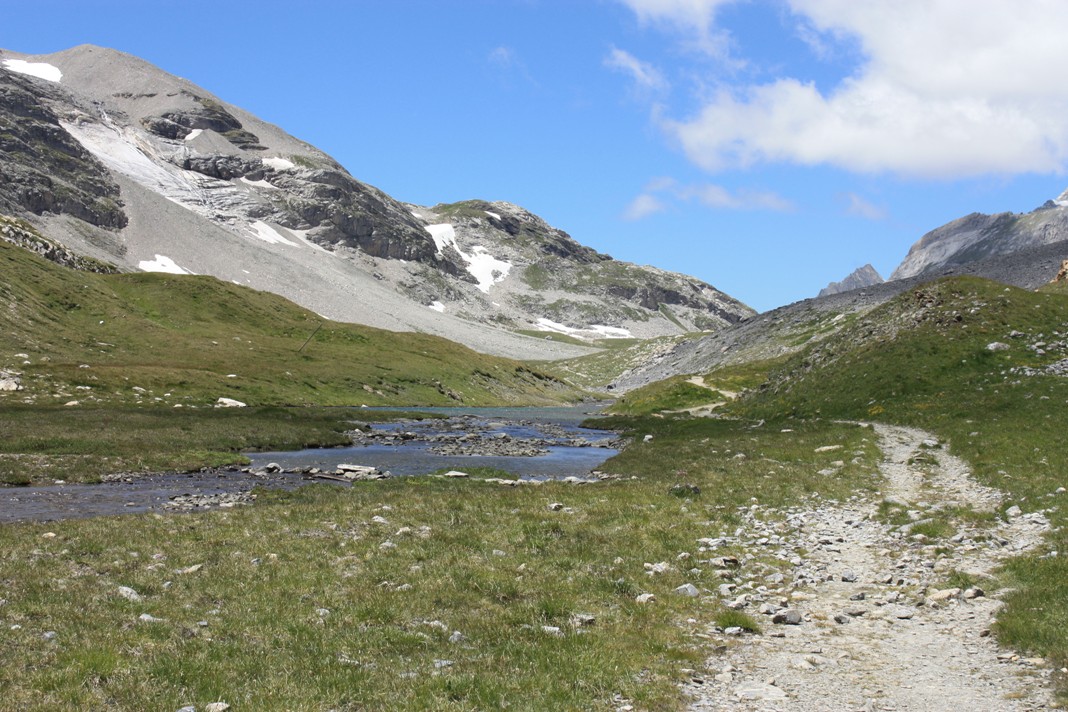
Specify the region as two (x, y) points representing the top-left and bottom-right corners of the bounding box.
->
(7, 0), (1068, 312)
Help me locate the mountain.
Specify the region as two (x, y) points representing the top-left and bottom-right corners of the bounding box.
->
(817, 263), (883, 297)
(0, 45), (753, 361)
(890, 191), (1068, 281)
(0, 216), (581, 408)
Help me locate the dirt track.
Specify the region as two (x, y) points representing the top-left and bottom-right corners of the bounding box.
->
(685, 424), (1058, 711)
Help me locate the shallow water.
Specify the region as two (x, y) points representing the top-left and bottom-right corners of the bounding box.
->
(0, 470), (308, 524)
(2, 406), (621, 522)
(250, 406), (619, 479)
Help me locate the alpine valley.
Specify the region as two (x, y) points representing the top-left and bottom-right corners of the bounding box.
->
(4, 43), (1068, 712)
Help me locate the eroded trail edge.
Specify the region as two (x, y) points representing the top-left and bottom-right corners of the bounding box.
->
(684, 423), (1057, 712)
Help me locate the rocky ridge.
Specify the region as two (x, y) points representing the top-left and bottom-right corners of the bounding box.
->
(892, 193), (1068, 281)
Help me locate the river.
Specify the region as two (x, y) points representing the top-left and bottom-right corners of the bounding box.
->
(0, 406), (621, 523)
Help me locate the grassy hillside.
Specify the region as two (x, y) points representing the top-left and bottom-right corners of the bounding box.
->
(0, 233), (580, 409)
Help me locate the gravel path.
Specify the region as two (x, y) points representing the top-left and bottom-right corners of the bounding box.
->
(683, 423), (1058, 711)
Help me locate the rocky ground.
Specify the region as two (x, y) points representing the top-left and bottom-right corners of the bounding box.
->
(681, 423), (1061, 711)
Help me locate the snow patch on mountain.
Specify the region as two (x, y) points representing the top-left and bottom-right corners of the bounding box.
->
(426, 223), (457, 252)
(429, 301), (445, 313)
(240, 176), (277, 190)
(466, 246), (511, 292)
(2, 59), (62, 82)
(138, 255), (192, 274)
(535, 318), (633, 340)
(184, 129), (203, 141)
(247, 221), (297, 247)
(262, 156), (295, 171)
(426, 223), (511, 292)
(61, 116), (258, 222)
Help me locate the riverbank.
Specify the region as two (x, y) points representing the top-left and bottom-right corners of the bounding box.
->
(0, 408), (622, 522)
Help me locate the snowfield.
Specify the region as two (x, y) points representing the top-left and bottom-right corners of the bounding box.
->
(535, 318), (633, 340)
(247, 221), (298, 247)
(426, 223), (511, 292)
(138, 255), (192, 274)
(262, 156), (296, 171)
(2, 59), (62, 82)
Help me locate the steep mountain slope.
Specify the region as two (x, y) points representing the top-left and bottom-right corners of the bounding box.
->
(891, 191), (1068, 281)
(0, 45), (753, 360)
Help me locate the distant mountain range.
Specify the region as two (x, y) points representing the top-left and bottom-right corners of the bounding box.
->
(819, 192), (1068, 300)
(0, 45), (754, 361)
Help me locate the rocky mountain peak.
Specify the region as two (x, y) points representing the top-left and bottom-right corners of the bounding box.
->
(818, 264), (884, 298)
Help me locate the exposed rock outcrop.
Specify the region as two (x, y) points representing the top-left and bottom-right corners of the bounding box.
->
(0, 68), (126, 229)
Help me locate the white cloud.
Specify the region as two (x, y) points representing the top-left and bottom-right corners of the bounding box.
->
(604, 47), (668, 92)
(623, 193), (668, 220)
(488, 46), (538, 87)
(617, 0), (737, 57)
(624, 178), (792, 219)
(680, 183), (794, 211)
(488, 46), (518, 68)
(842, 192), (887, 220)
(625, 0), (1068, 178)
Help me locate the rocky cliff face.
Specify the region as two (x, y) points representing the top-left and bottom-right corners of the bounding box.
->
(0, 69), (126, 230)
(818, 264), (883, 298)
(0, 45), (753, 359)
(891, 194), (1068, 281)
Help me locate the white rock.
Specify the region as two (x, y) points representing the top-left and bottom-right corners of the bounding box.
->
(644, 561), (671, 575)
(635, 593), (656, 604)
(117, 586), (143, 602)
(205, 704), (231, 712)
(674, 583), (700, 597)
(214, 397), (247, 408)
(734, 682), (787, 701)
